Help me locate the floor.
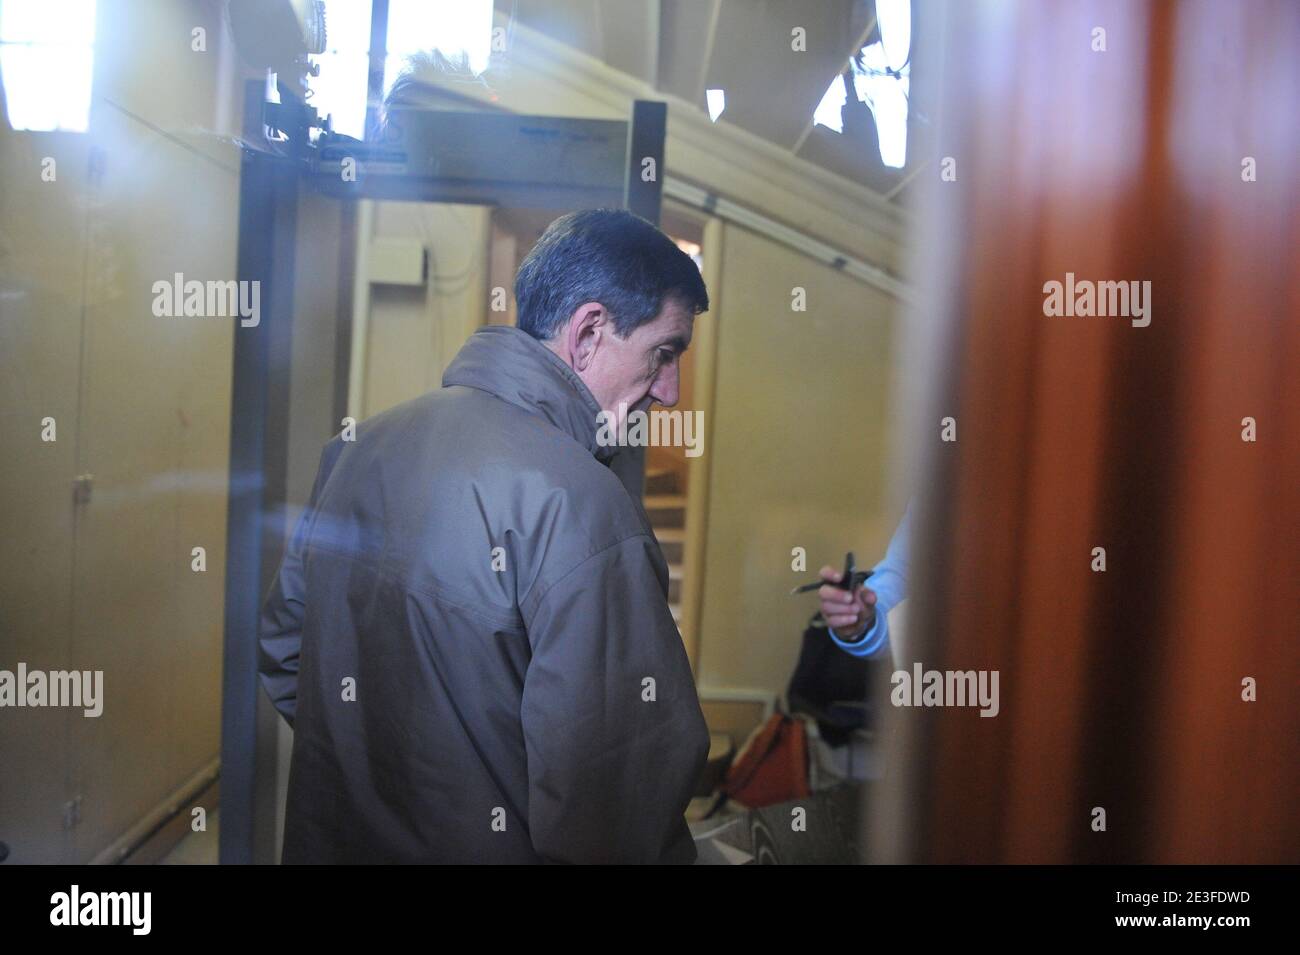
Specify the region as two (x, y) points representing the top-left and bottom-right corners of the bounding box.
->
(158, 809), (220, 864)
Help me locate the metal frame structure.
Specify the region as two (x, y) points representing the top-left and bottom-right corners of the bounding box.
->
(219, 77), (667, 862)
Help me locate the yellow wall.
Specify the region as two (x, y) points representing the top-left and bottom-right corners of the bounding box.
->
(361, 202), (492, 417)
(0, 0), (242, 862)
(693, 222), (899, 696)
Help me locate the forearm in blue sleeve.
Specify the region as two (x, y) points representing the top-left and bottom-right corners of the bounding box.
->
(825, 503), (912, 659)
(827, 604), (890, 658)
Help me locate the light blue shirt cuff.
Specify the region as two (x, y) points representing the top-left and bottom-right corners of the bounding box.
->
(827, 604), (889, 658)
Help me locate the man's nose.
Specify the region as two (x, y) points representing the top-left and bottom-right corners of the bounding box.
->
(650, 362), (680, 407)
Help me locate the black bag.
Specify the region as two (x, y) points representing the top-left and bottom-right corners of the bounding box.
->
(785, 613), (875, 746)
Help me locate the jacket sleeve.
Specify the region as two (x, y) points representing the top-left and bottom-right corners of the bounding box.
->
(258, 438), (344, 728)
(829, 501), (913, 662)
(519, 533), (710, 864)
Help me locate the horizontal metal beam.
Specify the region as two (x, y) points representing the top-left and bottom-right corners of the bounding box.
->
(311, 111), (629, 209)
(664, 176), (912, 303)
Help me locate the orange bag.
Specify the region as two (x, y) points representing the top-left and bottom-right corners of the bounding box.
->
(721, 712), (810, 808)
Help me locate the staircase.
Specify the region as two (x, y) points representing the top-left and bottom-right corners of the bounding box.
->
(643, 467), (687, 630)
(644, 468), (738, 803)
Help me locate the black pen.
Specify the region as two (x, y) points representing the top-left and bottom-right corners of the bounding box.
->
(790, 551), (869, 594)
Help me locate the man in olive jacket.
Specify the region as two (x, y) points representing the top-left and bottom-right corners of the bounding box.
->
(258, 209), (711, 863)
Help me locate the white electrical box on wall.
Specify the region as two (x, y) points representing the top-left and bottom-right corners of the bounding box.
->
(368, 237), (427, 286)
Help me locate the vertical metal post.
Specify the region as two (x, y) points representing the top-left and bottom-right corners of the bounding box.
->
(220, 134), (299, 864)
(618, 99), (669, 499)
(624, 99), (667, 225)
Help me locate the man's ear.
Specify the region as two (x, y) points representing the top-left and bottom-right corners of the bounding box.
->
(567, 302), (607, 372)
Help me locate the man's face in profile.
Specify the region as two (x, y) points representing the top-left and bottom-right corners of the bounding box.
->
(567, 296), (695, 430)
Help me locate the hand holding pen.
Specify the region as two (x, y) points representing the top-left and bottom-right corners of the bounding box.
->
(791, 551), (877, 640)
